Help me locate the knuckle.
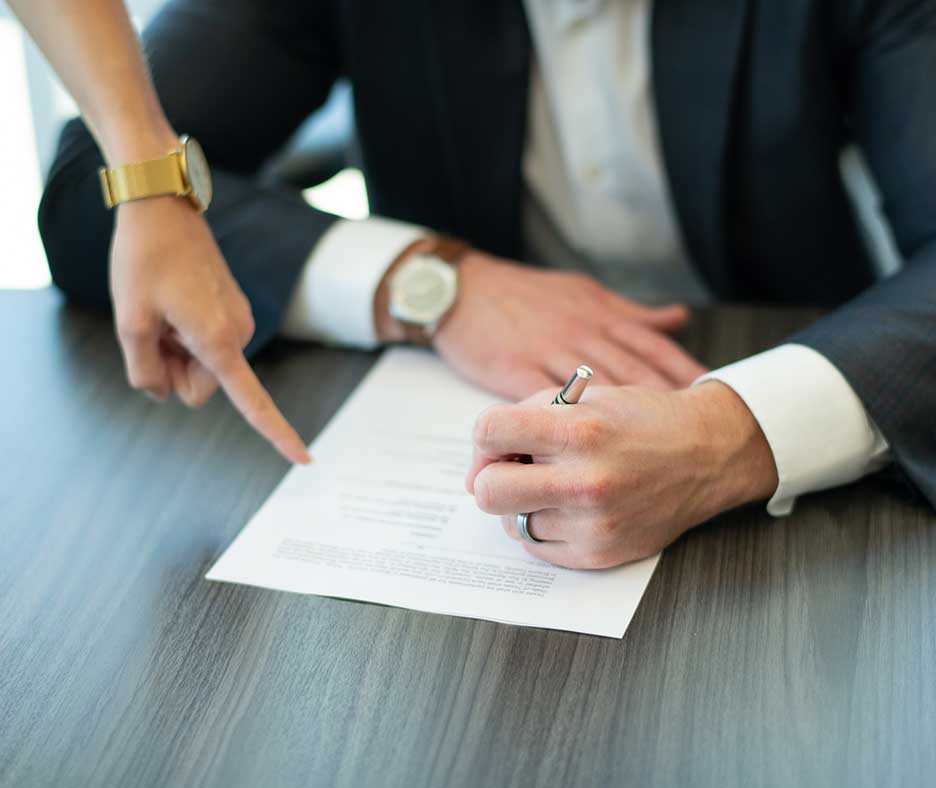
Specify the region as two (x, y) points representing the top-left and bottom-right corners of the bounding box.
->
(472, 410), (496, 451)
(203, 319), (238, 355)
(571, 471), (616, 507)
(472, 473), (498, 513)
(590, 513), (621, 540)
(242, 310), (256, 341)
(592, 472), (619, 504)
(117, 312), (154, 341)
(472, 405), (509, 451)
(570, 416), (607, 451)
(236, 298), (256, 339)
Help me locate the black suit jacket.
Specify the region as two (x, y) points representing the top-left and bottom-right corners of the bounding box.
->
(38, 0), (936, 507)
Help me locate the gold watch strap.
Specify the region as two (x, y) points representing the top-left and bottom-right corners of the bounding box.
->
(98, 152), (187, 209)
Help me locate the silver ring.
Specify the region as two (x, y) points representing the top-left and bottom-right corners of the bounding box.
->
(517, 512), (543, 544)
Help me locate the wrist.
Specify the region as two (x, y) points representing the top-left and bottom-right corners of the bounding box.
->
(684, 381), (779, 512)
(114, 192), (198, 223)
(429, 250), (490, 347)
(99, 116), (179, 168)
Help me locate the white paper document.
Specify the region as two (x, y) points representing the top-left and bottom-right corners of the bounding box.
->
(207, 349), (659, 637)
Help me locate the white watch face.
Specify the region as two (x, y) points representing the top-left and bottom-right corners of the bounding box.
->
(181, 135), (213, 212)
(389, 256), (458, 326)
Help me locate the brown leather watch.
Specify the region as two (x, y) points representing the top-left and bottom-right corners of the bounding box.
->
(382, 235), (470, 346)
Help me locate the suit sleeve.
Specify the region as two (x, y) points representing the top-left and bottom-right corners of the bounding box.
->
(38, 0), (344, 354)
(791, 0), (936, 507)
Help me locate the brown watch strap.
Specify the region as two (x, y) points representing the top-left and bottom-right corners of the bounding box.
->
(398, 235), (470, 346)
(431, 236), (471, 265)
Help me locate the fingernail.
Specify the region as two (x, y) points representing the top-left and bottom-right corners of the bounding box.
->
(176, 380), (192, 404)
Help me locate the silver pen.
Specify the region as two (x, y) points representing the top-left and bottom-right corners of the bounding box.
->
(552, 365), (593, 405)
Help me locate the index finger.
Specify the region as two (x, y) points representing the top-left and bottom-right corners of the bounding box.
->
(212, 351), (311, 464)
(472, 403), (570, 458)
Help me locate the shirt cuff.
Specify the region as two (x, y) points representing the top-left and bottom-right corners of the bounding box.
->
(280, 216), (427, 349)
(696, 343), (891, 517)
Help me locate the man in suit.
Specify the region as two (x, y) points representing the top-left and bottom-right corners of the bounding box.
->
(39, 0), (935, 568)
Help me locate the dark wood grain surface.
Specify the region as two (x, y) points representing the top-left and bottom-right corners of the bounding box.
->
(2, 288), (934, 788)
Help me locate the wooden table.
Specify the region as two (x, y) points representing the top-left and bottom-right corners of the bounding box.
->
(2, 288), (934, 788)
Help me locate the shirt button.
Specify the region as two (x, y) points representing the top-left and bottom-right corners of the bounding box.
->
(581, 163), (603, 184)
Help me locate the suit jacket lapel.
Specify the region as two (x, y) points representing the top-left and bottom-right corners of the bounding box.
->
(652, 0), (750, 295)
(423, 1), (531, 257)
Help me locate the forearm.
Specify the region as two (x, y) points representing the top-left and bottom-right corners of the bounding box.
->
(8, 0), (176, 163)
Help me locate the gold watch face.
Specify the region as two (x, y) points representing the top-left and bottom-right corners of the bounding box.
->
(180, 135), (213, 212)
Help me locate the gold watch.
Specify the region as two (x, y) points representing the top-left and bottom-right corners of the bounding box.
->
(98, 134), (213, 213)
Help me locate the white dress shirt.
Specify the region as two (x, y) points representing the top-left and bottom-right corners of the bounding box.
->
(282, 0), (890, 514)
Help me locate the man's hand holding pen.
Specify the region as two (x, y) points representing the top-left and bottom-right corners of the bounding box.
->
(466, 382), (779, 569)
